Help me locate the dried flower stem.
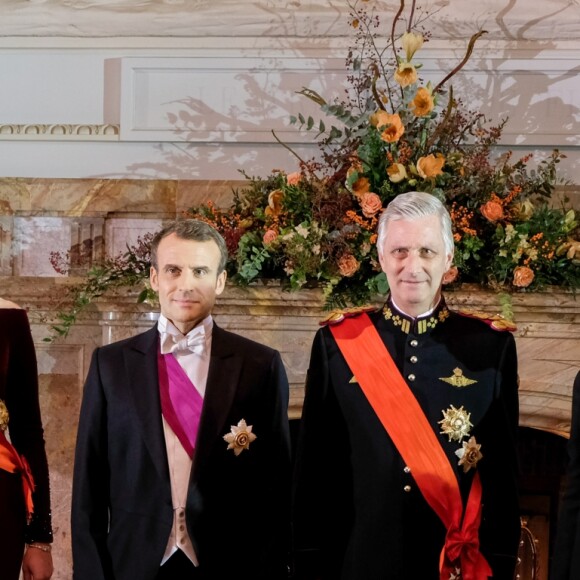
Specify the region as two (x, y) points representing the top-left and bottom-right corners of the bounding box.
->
(433, 30), (488, 94)
(270, 130), (323, 184)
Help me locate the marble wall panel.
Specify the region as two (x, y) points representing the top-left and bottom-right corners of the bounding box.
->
(68, 218), (105, 275)
(13, 216), (69, 277)
(0, 215), (13, 275)
(104, 217), (162, 258)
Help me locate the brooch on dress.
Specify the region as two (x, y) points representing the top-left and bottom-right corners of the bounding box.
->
(223, 419), (257, 456)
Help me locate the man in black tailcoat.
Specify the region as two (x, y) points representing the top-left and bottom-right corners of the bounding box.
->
(72, 219), (290, 580)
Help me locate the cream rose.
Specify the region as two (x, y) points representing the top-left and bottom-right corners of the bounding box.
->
(387, 163), (407, 183)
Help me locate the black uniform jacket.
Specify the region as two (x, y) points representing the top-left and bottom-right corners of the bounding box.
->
(552, 371), (580, 580)
(72, 322), (291, 580)
(293, 298), (520, 580)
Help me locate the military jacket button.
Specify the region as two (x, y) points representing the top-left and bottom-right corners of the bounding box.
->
(404, 485), (412, 492)
(408, 374), (416, 382)
(410, 339), (418, 347)
(410, 356), (418, 363)
(403, 466), (411, 474)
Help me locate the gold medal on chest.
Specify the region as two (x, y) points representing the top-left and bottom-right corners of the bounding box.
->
(439, 405), (473, 442)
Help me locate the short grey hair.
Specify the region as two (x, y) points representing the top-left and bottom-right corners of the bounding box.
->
(150, 219), (228, 274)
(376, 191), (454, 258)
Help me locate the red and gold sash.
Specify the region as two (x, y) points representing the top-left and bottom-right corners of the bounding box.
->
(0, 430), (35, 520)
(330, 313), (492, 580)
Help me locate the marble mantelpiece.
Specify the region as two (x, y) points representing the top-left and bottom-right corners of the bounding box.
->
(4, 276), (579, 430)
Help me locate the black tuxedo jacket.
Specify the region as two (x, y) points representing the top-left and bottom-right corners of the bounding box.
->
(72, 323), (291, 580)
(293, 300), (520, 580)
(552, 371), (580, 580)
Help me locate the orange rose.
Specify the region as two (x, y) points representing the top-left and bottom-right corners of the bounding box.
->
(337, 254), (360, 277)
(480, 200), (504, 222)
(394, 63), (418, 88)
(410, 87), (434, 117)
(352, 176), (371, 197)
(442, 266), (459, 285)
(360, 192), (383, 218)
(286, 172), (301, 186)
(513, 266), (534, 288)
(265, 189), (283, 216)
(263, 229), (278, 245)
(417, 154), (445, 179)
(387, 163), (407, 183)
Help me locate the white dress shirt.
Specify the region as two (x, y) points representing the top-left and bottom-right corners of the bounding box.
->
(158, 313), (213, 566)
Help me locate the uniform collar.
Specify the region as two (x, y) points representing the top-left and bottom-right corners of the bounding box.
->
(382, 295), (450, 335)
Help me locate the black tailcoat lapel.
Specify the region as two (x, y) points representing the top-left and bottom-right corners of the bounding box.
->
(191, 323), (242, 481)
(124, 326), (169, 482)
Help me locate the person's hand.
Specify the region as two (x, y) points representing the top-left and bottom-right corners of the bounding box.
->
(22, 545), (54, 580)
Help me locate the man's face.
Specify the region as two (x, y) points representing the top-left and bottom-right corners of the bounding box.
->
(150, 233), (226, 334)
(378, 215), (453, 317)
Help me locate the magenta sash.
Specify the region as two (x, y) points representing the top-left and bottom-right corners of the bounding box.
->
(157, 351), (203, 458)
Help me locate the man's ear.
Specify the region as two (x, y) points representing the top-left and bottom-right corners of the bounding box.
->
(150, 266), (159, 292)
(445, 251), (454, 271)
(215, 270), (227, 296)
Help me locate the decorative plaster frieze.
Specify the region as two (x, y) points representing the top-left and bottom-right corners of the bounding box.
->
(0, 123), (119, 141)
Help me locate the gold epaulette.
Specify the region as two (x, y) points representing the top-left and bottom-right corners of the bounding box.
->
(456, 308), (517, 332)
(319, 305), (377, 327)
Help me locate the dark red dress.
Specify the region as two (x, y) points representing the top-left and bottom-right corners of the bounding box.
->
(0, 309), (53, 579)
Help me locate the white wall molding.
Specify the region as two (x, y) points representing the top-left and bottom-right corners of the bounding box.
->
(0, 123), (119, 141)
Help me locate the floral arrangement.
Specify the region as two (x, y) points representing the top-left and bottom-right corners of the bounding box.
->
(47, 0), (579, 339)
(187, 0), (579, 307)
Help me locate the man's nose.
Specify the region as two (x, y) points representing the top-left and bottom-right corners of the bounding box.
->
(405, 253), (421, 274)
(178, 270), (197, 290)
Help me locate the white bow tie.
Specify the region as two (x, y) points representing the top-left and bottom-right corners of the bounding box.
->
(160, 326), (206, 355)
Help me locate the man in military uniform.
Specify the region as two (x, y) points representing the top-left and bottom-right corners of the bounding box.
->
(292, 191), (520, 579)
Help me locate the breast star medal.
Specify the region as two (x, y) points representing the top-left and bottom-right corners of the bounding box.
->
(223, 419), (257, 456)
(455, 436), (483, 472)
(0, 399), (9, 432)
(439, 405), (473, 442)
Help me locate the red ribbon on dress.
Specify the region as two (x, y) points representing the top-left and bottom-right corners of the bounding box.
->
(330, 313), (492, 580)
(0, 429), (35, 520)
